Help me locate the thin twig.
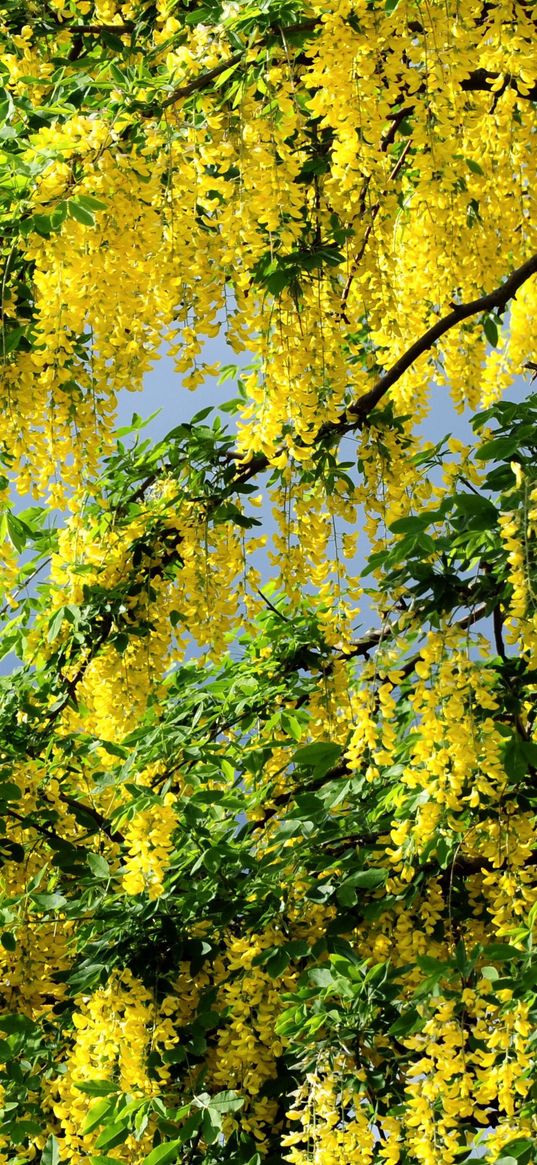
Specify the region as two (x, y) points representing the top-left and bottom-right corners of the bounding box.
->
(339, 138), (413, 322)
(256, 588), (292, 622)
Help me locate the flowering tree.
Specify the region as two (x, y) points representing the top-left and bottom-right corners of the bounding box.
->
(0, 2), (536, 1163)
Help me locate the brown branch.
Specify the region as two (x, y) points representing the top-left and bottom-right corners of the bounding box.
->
(4, 806), (60, 843)
(62, 258), (534, 720)
(251, 601), (490, 826)
(382, 106), (414, 150)
(38, 14), (537, 107)
(150, 37), (536, 116)
(461, 68), (537, 102)
(39, 249), (536, 734)
(340, 599), (488, 678)
(158, 53), (243, 109)
(59, 793), (124, 843)
(4, 798), (123, 846)
(492, 604), (507, 661)
(66, 22), (134, 34)
(152, 19), (320, 114)
(376, 72), (536, 143)
(43, 20), (135, 35)
(341, 252), (537, 429)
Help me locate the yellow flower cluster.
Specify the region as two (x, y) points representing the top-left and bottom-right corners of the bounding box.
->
(207, 930), (298, 1147)
(121, 795), (178, 899)
(283, 1064), (376, 1165)
(49, 970), (176, 1161)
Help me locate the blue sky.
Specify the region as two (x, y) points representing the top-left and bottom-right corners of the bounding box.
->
(118, 333), (528, 447)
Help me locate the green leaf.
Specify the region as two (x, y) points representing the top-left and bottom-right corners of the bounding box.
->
(483, 314), (499, 347)
(498, 1140), (535, 1160)
(0, 782), (22, 801)
(86, 853), (110, 879)
(68, 200), (95, 226)
(83, 1098), (117, 1135)
(454, 493), (497, 523)
(503, 735), (530, 783)
(264, 948), (290, 978)
(94, 1121), (129, 1150)
(7, 512), (30, 552)
(48, 607), (67, 643)
(32, 892), (68, 910)
(308, 967), (335, 988)
(112, 632), (130, 654)
(292, 741), (342, 779)
(143, 1141), (182, 1165)
(42, 1135), (61, 1165)
(73, 1080), (119, 1097)
(51, 202), (68, 229)
(481, 965), (499, 981)
(336, 882), (357, 907)
(1, 931), (16, 951)
(283, 939), (310, 959)
(110, 63), (128, 86)
(1, 324), (27, 355)
(0, 86), (13, 123)
(213, 60), (241, 88)
(474, 435), (520, 462)
(521, 739), (537, 769)
(466, 158), (484, 175)
(210, 1091), (245, 1114)
(389, 514), (430, 534)
(329, 951), (361, 976)
(176, 1111), (202, 1144)
(482, 943), (521, 961)
(75, 193), (107, 212)
(0, 1014), (38, 1035)
(0, 838), (25, 863)
(388, 1007), (421, 1037)
(202, 1107), (222, 1144)
(341, 868), (388, 890)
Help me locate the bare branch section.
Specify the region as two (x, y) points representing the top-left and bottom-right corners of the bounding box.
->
(341, 252), (537, 430)
(64, 22), (134, 34)
(347, 600), (489, 667)
(339, 138), (413, 323)
(461, 68), (537, 102)
(159, 54), (243, 109)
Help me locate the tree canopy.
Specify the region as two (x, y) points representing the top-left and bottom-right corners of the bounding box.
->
(0, 2), (537, 1163)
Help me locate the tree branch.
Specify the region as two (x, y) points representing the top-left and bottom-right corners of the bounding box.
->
(150, 32), (536, 115)
(461, 68), (537, 102)
(152, 20), (320, 113)
(341, 252), (537, 428)
(64, 22), (134, 34)
(59, 793), (124, 843)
